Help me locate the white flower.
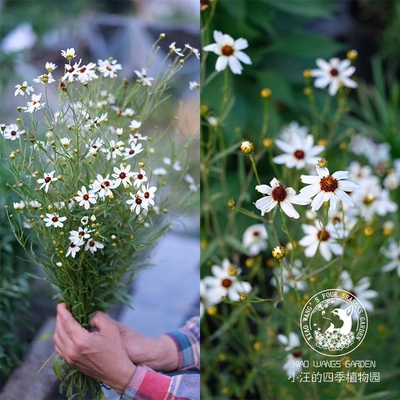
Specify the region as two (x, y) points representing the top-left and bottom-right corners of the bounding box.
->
(137, 184), (157, 208)
(299, 220), (348, 261)
(153, 167), (168, 176)
(14, 81), (34, 96)
(86, 138), (104, 156)
(169, 42), (184, 57)
(129, 119), (142, 130)
(62, 60), (82, 82)
(24, 93), (45, 113)
(255, 178), (310, 219)
(129, 132), (147, 143)
(200, 280), (216, 318)
(185, 44), (200, 59)
(43, 213), (67, 228)
(279, 121), (309, 141)
(60, 137), (71, 147)
(33, 73), (55, 85)
(75, 186), (98, 210)
(272, 132), (325, 170)
(3, 124), (22, 140)
(203, 30), (252, 75)
(351, 176), (398, 222)
(133, 169), (148, 188)
(242, 224), (268, 256)
(126, 192), (146, 215)
(61, 47), (76, 60)
(90, 174), (117, 199)
(202, 258), (252, 303)
(310, 57), (358, 96)
(339, 270), (378, 315)
(123, 141), (143, 160)
(66, 242), (81, 258)
(86, 113), (108, 129)
(98, 59), (122, 78)
(45, 62), (57, 72)
(112, 164), (135, 187)
(277, 332), (302, 377)
(13, 201), (26, 210)
(300, 166), (360, 212)
(76, 62), (98, 82)
(382, 239), (400, 277)
(271, 259), (306, 293)
(184, 173), (198, 192)
(189, 81), (200, 90)
(85, 239), (105, 253)
(134, 68), (154, 86)
(37, 170), (58, 192)
(69, 227), (91, 245)
(101, 139), (123, 160)
(81, 216), (89, 225)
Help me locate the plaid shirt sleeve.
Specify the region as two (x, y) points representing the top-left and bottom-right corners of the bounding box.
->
(120, 317), (200, 400)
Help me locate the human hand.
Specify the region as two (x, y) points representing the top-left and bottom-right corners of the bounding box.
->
(53, 303), (136, 395)
(116, 322), (179, 372)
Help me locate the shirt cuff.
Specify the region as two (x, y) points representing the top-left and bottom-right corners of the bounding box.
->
(121, 365), (171, 400)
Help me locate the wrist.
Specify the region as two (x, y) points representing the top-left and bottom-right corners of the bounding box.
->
(150, 334), (179, 372)
(114, 363), (136, 395)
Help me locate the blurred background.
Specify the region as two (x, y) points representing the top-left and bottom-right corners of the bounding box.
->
(0, 1), (200, 398)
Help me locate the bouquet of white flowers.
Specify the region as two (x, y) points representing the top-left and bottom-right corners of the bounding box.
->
(1, 35), (199, 399)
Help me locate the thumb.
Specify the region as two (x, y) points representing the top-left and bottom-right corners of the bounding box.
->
(89, 311), (116, 333)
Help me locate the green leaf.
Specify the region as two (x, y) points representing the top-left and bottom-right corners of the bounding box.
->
(224, 234), (249, 254)
(37, 330), (53, 343)
(265, 0), (337, 18)
(265, 32), (345, 59)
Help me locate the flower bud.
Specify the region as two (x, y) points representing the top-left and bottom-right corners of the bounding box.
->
(317, 158), (328, 168)
(272, 245), (287, 259)
(240, 140), (254, 155)
(347, 49), (358, 61)
(260, 88), (272, 99)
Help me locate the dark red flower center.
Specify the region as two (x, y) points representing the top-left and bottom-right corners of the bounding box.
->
(52, 216), (58, 222)
(45, 177), (52, 183)
(294, 150), (305, 160)
(221, 278), (232, 288)
(272, 186), (287, 202)
(317, 230), (330, 241)
(320, 175), (339, 192)
(144, 192), (150, 199)
(119, 172), (126, 179)
(83, 194), (89, 201)
(221, 45), (234, 57)
(136, 198), (142, 205)
(11, 130), (17, 136)
(330, 68), (339, 76)
(137, 174), (143, 180)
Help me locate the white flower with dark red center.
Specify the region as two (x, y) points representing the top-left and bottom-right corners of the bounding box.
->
(134, 68), (154, 87)
(3, 124), (22, 140)
(81, 216), (89, 225)
(101, 139), (123, 161)
(129, 119), (142, 131)
(137, 184), (157, 208)
(43, 213), (67, 228)
(202, 258), (252, 303)
(62, 60), (82, 82)
(298, 220), (348, 261)
(382, 239), (400, 277)
(85, 239), (104, 254)
(128, 132), (148, 143)
(255, 178), (310, 219)
(277, 332), (303, 377)
(98, 59), (122, 78)
(90, 174), (116, 200)
(37, 170), (58, 192)
(123, 141), (143, 160)
(126, 192), (146, 215)
(14, 81), (34, 96)
(76, 62), (98, 82)
(203, 30), (252, 75)
(310, 57), (358, 96)
(69, 227), (91, 245)
(112, 164), (135, 188)
(24, 93), (45, 113)
(66, 241), (81, 258)
(272, 132), (325, 170)
(133, 169), (148, 188)
(86, 138), (104, 157)
(339, 270), (378, 316)
(242, 224), (268, 256)
(300, 166), (360, 212)
(75, 186), (97, 210)
(33, 73), (55, 85)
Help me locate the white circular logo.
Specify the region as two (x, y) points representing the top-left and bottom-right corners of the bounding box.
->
(300, 289), (368, 357)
